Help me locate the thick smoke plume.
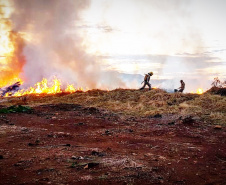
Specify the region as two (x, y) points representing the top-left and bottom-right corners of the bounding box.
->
(10, 0), (124, 89)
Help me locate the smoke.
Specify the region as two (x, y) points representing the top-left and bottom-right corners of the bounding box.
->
(10, 0), (124, 89)
(80, 0), (217, 92)
(137, 1), (217, 92)
(5, 0), (223, 92)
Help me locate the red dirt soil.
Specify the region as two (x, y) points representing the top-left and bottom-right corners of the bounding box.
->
(0, 103), (226, 185)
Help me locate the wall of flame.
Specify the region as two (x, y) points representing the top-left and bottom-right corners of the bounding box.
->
(0, 2), (26, 87)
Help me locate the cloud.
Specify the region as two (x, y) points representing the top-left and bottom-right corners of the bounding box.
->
(77, 23), (115, 33)
(98, 53), (224, 91)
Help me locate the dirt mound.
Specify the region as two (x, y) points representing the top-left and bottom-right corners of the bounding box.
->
(37, 103), (82, 111)
(207, 87), (226, 96)
(1, 88), (226, 124)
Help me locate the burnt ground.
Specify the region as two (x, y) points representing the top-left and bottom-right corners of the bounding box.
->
(0, 103), (226, 185)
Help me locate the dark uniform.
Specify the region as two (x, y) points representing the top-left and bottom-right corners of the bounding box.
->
(178, 80), (185, 92)
(140, 72), (153, 90)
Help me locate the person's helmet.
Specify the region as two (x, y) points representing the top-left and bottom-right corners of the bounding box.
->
(148, 72), (153, 76)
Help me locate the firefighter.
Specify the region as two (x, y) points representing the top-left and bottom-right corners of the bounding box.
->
(178, 80), (185, 92)
(139, 72), (153, 90)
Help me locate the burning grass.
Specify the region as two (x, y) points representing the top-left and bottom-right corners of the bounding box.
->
(1, 88), (226, 125)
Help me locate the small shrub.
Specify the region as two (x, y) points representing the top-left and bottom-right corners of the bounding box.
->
(0, 105), (32, 113)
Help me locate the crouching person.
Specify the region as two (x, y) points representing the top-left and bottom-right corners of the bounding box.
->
(174, 80), (185, 93)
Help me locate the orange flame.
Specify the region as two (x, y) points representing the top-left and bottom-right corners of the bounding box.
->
(65, 84), (76, 93)
(0, 2), (26, 87)
(190, 88), (204, 94)
(9, 78), (89, 97)
(196, 88), (203, 94)
(13, 78), (61, 96)
(65, 84), (88, 93)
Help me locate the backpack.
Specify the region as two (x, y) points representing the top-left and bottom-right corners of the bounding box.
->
(144, 74), (149, 81)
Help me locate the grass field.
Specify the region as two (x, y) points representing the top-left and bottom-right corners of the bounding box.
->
(1, 88), (226, 184)
(1, 88), (226, 125)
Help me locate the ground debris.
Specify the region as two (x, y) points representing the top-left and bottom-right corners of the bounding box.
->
(91, 150), (105, 157)
(179, 115), (197, 125)
(47, 132), (72, 138)
(61, 143), (71, 147)
(84, 107), (100, 114)
(103, 130), (113, 135)
(214, 125), (222, 130)
(168, 121), (175, 125)
(71, 156), (84, 160)
(83, 162), (99, 169)
(148, 113), (162, 118)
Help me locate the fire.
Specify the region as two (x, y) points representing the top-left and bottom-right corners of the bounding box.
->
(13, 78), (60, 96)
(0, 2), (26, 87)
(65, 84), (87, 93)
(65, 84), (76, 93)
(0, 4), (90, 98)
(196, 88), (204, 94)
(10, 78), (88, 97)
(191, 88), (204, 94)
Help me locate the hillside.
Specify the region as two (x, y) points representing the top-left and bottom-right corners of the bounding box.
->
(0, 89), (226, 184)
(1, 88), (226, 125)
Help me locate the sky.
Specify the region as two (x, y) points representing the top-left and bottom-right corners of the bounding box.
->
(1, 0), (226, 92)
(76, 0), (226, 91)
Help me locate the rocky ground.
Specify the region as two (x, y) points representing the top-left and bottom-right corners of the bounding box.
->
(0, 103), (226, 185)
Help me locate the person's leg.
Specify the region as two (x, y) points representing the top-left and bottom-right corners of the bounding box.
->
(147, 82), (151, 90)
(139, 83), (146, 90)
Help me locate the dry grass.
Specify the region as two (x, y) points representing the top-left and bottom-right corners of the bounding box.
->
(1, 88), (226, 125)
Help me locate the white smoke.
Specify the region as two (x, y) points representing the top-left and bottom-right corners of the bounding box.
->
(10, 0), (125, 89)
